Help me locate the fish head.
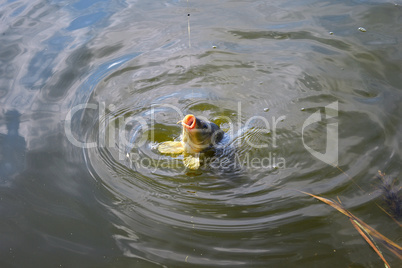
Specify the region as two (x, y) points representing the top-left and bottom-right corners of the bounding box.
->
(181, 114), (223, 153)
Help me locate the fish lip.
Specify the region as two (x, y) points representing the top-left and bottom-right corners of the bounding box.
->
(182, 114), (196, 130)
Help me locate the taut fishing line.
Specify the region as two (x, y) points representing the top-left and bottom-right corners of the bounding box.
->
(186, 0), (192, 70)
(187, 0), (191, 49)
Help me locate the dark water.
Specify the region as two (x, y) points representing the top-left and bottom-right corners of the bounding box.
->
(1, 0), (401, 267)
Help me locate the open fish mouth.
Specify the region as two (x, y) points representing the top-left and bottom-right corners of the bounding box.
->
(182, 114), (196, 130)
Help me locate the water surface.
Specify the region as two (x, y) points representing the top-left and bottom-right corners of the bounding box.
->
(1, 0), (401, 267)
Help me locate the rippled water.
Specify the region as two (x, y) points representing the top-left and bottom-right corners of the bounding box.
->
(1, 0), (401, 267)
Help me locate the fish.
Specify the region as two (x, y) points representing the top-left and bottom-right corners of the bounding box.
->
(158, 114), (224, 169)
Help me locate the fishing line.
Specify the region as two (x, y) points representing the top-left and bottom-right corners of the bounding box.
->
(186, 0), (194, 102)
(187, 0), (191, 49)
(186, 0), (192, 70)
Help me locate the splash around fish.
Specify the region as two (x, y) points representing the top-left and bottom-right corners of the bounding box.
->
(158, 114), (224, 169)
